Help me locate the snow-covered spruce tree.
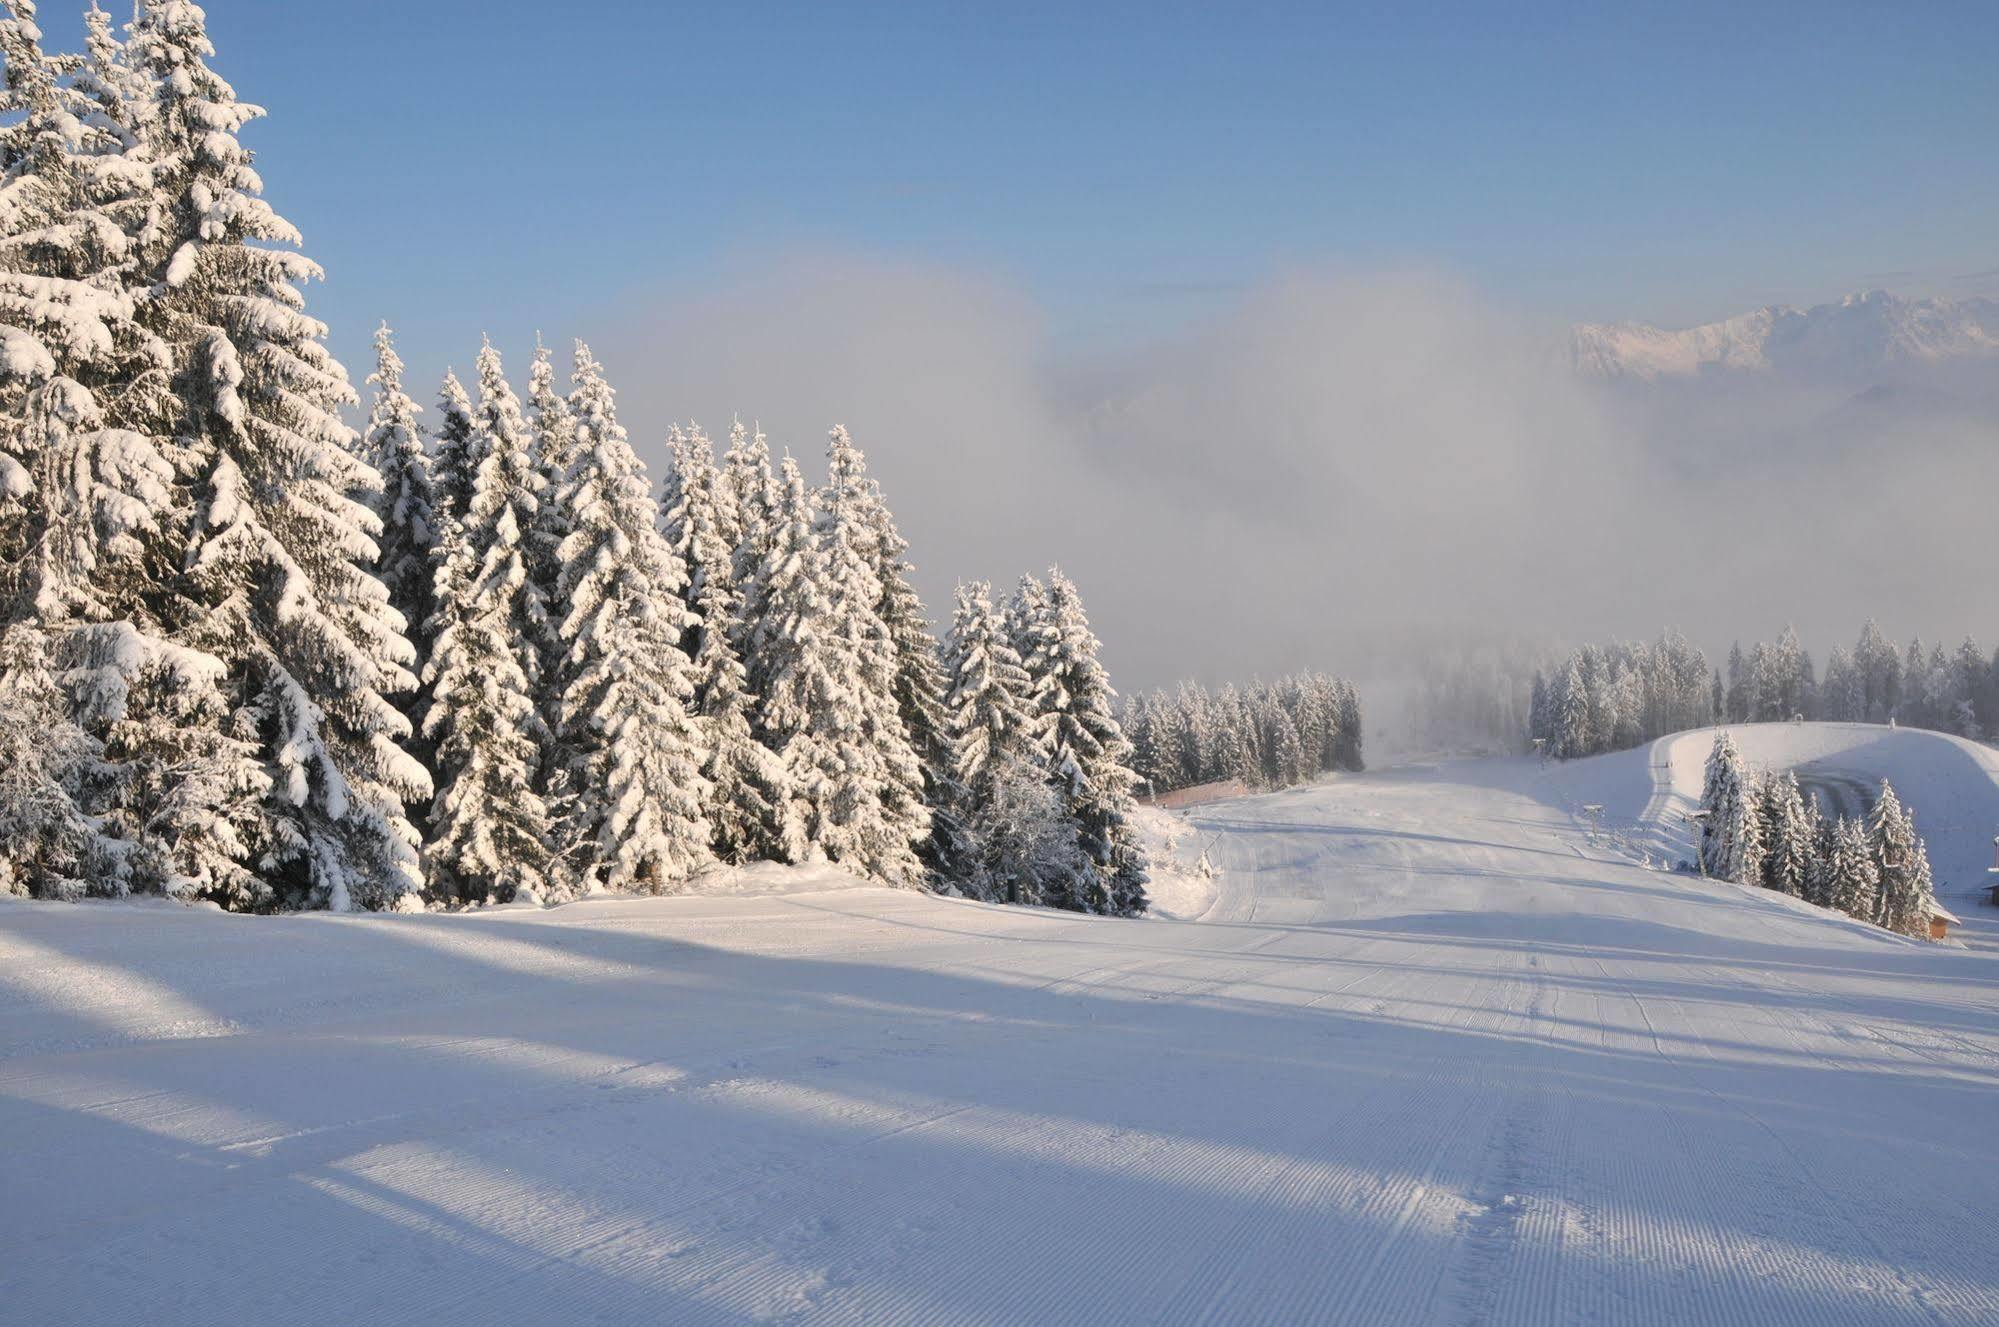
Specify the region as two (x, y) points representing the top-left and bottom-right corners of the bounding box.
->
(430, 368), (477, 520)
(824, 426), (961, 878)
(745, 453), (925, 884)
(420, 341), (553, 904)
(362, 323), (437, 772)
(124, 1), (425, 909)
(1759, 771), (1811, 898)
(1333, 679), (1365, 772)
(1697, 731), (1755, 883)
(0, 0), (171, 611)
(543, 342), (711, 894)
(523, 337), (576, 696)
(1552, 661), (1590, 760)
(722, 419), (779, 589)
(1015, 568), (1148, 915)
(1827, 815), (1878, 922)
(0, 622), (104, 898)
(658, 424), (799, 865)
(941, 578), (1067, 901)
(1802, 803), (1837, 909)
(0, 0), (220, 904)
(1868, 782), (1934, 938)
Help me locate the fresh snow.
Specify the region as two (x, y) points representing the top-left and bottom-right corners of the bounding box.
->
(6, 725), (1999, 1323)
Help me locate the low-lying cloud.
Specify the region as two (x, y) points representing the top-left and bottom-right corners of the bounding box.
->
(598, 257), (1999, 691)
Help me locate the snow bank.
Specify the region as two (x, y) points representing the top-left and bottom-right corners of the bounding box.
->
(1130, 805), (1218, 920)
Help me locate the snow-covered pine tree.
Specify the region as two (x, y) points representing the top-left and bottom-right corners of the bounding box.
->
(1802, 801), (1836, 909)
(824, 426), (960, 878)
(0, 0), (172, 617)
(362, 323), (437, 776)
(1855, 620), (1900, 721)
(708, 417), (749, 552)
(1698, 731), (1754, 882)
(0, 0), (223, 906)
(1952, 637), (1985, 739)
(1263, 701), (1307, 789)
(0, 621), (103, 898)
(126, 0), (425, 909)
(1760, 771), (1811, 897)
(544, 342), (711, 893)
(1552, 661), (1590, 760)
(430, 369), (477, 521)
(1015, 568), (1149, 916)
(1333, 679), (1365, 771)
(722, 419), (779, 592)
(523, 336), (577, 708)
(660, 422), (799, 865)
(746, 453), (925, 884)
(1868, 782), (1934, 938)
(421, 341), (553, 903)
(941, 578), (1065, 900)
(1827, 815), (1878, 922)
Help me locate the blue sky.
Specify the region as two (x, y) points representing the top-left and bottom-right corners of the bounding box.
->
(43, 1), (1999, 381)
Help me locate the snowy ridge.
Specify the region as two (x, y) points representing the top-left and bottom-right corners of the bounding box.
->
(1571, 290), (1999, 380)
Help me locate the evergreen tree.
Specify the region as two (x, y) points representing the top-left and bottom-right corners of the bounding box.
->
(1552, 660), (1590, 760)
(1827, 815), (1878, 921)
(1868, 782), (1934, 938)
(362, 323), (437, 773)
(941, 578), (1061, 900)
(1725, 643), (1747, 722)
(746, 454), (925, 884)
(1855, 620), (1900, 721)
(420, 341), (553, 903)
(825, 427), (958, 876)
(661, 425), (799, 865)
(127, 1), (425, 908)
(0, 0), (173, 625)
(430, 369), (476, 520)
(1698, 731), (1755, 883)
(1333, 679), (1365, 771)
(1760, 771), (1811, 897)
(544, 342), (712, 893)
(523, 336), (576, 695)
(0, 622), (104, 898)
(1802, 803), (1836, 909)
(1015, 568), (1149, 915)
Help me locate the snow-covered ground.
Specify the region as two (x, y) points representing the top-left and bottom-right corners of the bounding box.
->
(6, 728), (1999, 1324)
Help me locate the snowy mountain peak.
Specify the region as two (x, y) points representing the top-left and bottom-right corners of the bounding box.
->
(1570, 290), (1999, 380)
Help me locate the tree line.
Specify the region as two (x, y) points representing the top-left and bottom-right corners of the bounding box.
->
(1726, 620), (1999, 738)
(1528, 633), (1715, 760)
(1696, 731), (1939, 940)
(1121, 674), (1363, 797)
(0, 3), (1147, 916)
(1526, 619), (1999, 762)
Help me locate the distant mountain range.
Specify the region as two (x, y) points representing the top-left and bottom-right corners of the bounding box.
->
(1570, 290), (1999, 382)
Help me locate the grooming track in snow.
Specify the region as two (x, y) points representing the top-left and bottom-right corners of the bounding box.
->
(3, 727), (1997, 1324)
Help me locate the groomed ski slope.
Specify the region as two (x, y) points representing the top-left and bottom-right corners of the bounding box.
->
(5, 725), (1999, 1325)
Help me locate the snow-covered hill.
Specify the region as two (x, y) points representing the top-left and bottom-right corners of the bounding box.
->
(1571, 290), (1999, 381)
(1546, 721), (1999, 928)
(6, 747), (1999, 1323)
